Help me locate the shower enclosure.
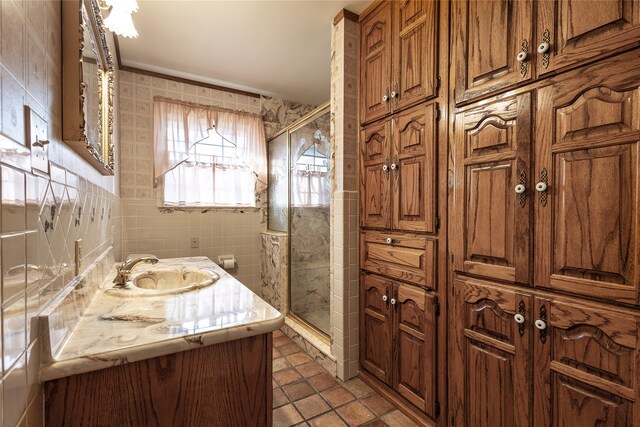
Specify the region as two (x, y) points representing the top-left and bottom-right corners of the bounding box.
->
(267, 104), (331, 337)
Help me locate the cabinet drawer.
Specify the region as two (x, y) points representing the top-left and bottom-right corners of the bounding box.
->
(360, 230), (436, 289)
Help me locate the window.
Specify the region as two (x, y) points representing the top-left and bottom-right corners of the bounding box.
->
(153, 98), (267, 208)
(291, 142), (329, 207)
(163, 131), (255, 207)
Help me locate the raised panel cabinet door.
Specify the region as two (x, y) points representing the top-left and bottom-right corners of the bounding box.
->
(532, 297), (639, 427)
(392, 102), (437, 233)
(452, 93), (533, 285)
(360, 120), (392, 229)
(392, 283), (437, 417)
(450, 278), (532, 427)
(534, 51), (640, 305)
(536, 0), (640, 76)
(392, 0), (438, 111)
(452, 0), (533, 105)
(361, 2), (392, 124)
(360, 274), (392, 383)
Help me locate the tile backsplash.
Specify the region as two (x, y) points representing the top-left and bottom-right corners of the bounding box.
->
(0, 0), (121, 425)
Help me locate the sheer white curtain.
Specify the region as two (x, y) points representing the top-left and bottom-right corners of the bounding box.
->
(153, 97), (267, 206)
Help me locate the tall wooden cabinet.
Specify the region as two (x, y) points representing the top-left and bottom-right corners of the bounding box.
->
(358, 0), (640, 426)
(358, 0), (448, 425)
(450, 21), (640, 427)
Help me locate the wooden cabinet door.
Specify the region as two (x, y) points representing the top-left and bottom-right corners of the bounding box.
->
(453, 93), (532, 285)
(452, 0), (533, 104)
(360, 274), (392, 383)
(361, 2), (392, 124)
(392, 283), (437, 417)
(533, 297), (639, 427)
(360, 120), (391, 229)
(450, 278), (532, 427)
(392, 0), (438, 111)
(392, 102), (437, 233)
(534, 51), (640, 305)
(536, 0), (640, 76)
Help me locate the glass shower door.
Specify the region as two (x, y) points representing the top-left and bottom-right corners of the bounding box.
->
(288, 106), (331, 336)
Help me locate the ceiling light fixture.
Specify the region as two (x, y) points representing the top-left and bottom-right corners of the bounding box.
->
(103, 0), (139, 38)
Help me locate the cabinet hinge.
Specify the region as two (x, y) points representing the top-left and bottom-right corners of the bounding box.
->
(435, 400), (441, 418)
(436, 76), (441, 89)
(435, 216), (440, 230)
(435, 107), (440, 120)
(434, 298), (440, 316)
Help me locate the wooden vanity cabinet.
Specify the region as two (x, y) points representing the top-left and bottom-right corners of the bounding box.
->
(360, 273), (439, 419)
(360, 0), (439, 124)
(44, 334), (273, 427)
(360, 102), (438, 234)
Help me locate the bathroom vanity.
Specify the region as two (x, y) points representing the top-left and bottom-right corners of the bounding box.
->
(39, 256), (283, 427)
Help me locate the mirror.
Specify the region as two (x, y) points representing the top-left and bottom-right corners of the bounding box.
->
(62, 0), (115, 175)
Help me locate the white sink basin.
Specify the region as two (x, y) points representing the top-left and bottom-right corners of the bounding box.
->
(107, 267), (220, 297)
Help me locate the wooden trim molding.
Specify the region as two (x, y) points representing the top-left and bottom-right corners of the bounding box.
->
(333, 8), (359, 25)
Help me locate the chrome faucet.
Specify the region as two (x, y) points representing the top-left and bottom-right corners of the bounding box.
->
(112, 255), (159, 288)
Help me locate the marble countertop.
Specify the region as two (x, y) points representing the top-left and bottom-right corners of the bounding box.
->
(39, 257), (284, 381)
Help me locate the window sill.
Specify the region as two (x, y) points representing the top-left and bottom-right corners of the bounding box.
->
(158, 205), (260, 214)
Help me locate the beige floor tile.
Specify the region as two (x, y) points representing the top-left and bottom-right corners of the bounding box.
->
(320, 386), (356, 408)
(294, 394), (331, 419)
(336, 401), (376, 426)
(273, 403), (304, 427)
(308, 411), (348, 427)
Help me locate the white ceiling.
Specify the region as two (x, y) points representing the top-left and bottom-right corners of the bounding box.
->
(117, 0), (369, 105)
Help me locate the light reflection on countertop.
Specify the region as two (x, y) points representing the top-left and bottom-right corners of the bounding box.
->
(39, 256), (283, 381)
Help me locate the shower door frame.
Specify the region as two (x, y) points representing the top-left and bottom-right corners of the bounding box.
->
(286, 102), (332, 341)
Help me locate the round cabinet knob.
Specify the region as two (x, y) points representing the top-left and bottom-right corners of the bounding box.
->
(537, 42), (550, 54)
(390, 163), (397, 171)
(516, 51), (528, 62)
(535, 182), (548, 192)
(382, 295), (388, 302)
(515, 184), (526, 194)
(390, 91), (397, 99)
(514, 314), (525, 324)
(534, 319), (547, 330)
(390, 298), (397, 305)
(382, 164), (389, 172)
(385, 237), (393, 244)
(382, 94), (389, 102)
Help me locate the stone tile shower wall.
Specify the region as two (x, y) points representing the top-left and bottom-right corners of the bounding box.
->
(0, 0), (121, 425)
(119, 71), (316, 292)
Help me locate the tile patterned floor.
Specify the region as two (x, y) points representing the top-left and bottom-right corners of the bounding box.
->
(272, 329), (418, 426)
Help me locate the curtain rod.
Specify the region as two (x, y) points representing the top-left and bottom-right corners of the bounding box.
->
(153, 96), (263, 119)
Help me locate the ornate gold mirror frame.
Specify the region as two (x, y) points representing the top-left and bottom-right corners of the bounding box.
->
(62, 0), (115, 175)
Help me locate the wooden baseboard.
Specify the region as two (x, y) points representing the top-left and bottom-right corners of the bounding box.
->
(359, 370), (435, 427)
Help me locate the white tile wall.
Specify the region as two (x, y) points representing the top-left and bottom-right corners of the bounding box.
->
(120, 199), (262, 292)
(0, 1), (121, 425)
(330, 17), (360, 381)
